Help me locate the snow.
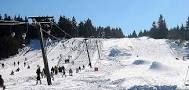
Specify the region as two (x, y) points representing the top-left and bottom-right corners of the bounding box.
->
(132, 60), (149, 65)
(149, 61), (170, 71)
(0, 37), (189, 89)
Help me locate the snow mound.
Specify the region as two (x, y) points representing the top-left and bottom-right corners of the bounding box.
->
(132, 60), (148, 65)
(149, 61), (169, 70)
(109, 48), (121, 57)
(128, 85), (177, 90)
(108, 48), (131, 57)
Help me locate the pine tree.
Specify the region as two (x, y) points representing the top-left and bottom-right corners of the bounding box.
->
(157, 15), (168, 39)
(104, 26), (111, 38)
(84, 18), (95, 37)
(4, 14), (8, 20)
(118, 28), (125, 38)
(143, 29), (148, 36)
(138, 30), (143, 37)
(149, 21), (158, 38)
(187, 17), (189, 28)
(24, 16), (28, 22)
(0, 14), (2, 20)
(78, 21), (85, 37)
(56, 16), (64, 37)
(71, 17), (77, 37)
(132, 30), (137, 38)
(57, 16), (73, 38)
(186, 17), (189, 40)
(180, 24), (186, 40)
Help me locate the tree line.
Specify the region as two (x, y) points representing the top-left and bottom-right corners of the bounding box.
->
(52, 16), (125, 38)
(128, 14), (189, 41)
(0, 13), (125, 59)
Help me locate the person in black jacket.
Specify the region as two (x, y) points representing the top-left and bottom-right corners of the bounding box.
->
(83, 65), (85, 70)
(0, 75), (5, 90)
(27, 65), (30, 69)
(16, 67), (20, 72)
(17, 61), (20, 66)
(36, 65), (41, 84)
(1, 63), (4, 68)
(58, 66), (62, 72)
(54, 66), (58, 75)
(69, 68), (73, 76)
(78, 66), (81, 71)
(10, 70), (14, 75)
(51, 67), (54, 74)
(24, 62), (26, 67)
(13, 61), (16, 67)
(62, 66), (65, 71)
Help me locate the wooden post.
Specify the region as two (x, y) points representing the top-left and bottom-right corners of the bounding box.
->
(96, 40), (101, 59)
(38, 24), (52, 85)
(84, 39), (92, 68)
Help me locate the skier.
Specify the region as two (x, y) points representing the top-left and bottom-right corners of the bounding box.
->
(0, 75), (5, 90)
(41, 68), (44, 78)
(62, 69), (66, 78)
(51, 67), (54, 74)
(76, 68), (79, 73)
(24, 62), (26, 67)
(51, 71), (54, 81)
(13, 61), (16, 67)
(78, 66), (81, 71)
(71, 61), (74, 65)
(25, 58), (27, 61)
(69, 68), (73, 76)
(58, 66), (62, 72)
(10, 70), (14, 75)
(16, 67), (20, 72)
(1, 63), (4, 68)
(83, 65), (85, 70)
(17, 61), (20, 66)
(89, 63), (92, 68)
(27, 65), (30, 69)
(62, 66), (65, 71)
(54, 66), (58, 75)
(36, 65), (42, 84)
(65, 59), (69, 63)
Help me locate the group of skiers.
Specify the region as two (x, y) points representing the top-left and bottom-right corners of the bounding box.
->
(10, 60), (30, 75)
(1, 60), (30, 76)
(35, 64), (86, 85)
(0, 56), (88, 87)
(0, 58), (30, 89)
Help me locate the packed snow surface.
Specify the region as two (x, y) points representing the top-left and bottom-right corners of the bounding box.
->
(0, 37), (189, 90)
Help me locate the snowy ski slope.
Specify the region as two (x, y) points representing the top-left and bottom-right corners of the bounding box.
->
(0, 37), (189, 90)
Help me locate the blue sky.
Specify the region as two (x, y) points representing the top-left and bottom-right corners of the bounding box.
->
(1, 0), (189, 35)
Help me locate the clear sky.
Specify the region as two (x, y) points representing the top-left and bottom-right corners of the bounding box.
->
(1, 0), (189, 35)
